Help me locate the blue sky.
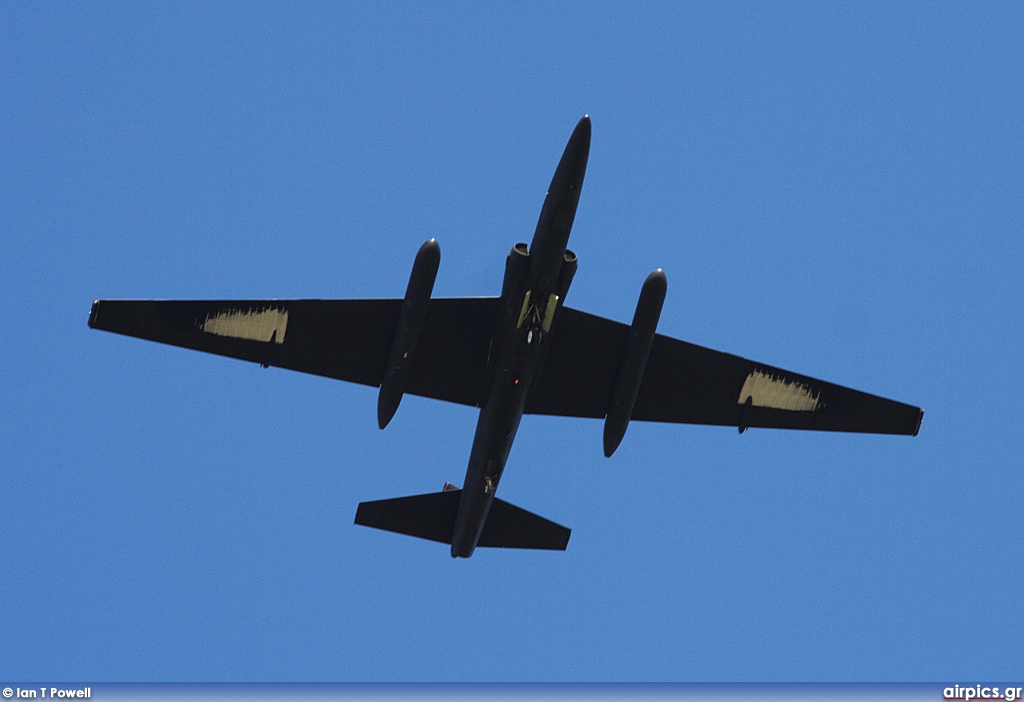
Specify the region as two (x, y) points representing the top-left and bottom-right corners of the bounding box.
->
(2, 3), (1021, 681)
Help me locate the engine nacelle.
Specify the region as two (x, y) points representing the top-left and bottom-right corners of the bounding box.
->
(603, 268), (667, 457)
(555, 249), (577, 302)
(501, 242), (530, 301)
(498, 242), (532, 336)
(377, 238), (441, 429)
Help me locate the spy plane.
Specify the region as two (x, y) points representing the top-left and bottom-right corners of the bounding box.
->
(89, 116), (923, 558)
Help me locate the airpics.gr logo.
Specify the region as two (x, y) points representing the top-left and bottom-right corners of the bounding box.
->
(944, 685), (1024, 701)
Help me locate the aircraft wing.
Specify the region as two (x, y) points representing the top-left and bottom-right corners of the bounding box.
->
(526, 306), (923, 435)
(88, 298), (499, 407)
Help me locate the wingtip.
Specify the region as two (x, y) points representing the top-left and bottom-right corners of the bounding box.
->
(88, 299), (100, 328)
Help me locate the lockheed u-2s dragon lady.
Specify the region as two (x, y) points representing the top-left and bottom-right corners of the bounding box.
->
(89, 116), (923, 558)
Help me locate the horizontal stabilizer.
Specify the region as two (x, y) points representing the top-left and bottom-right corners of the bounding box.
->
(355, 489), (570, 550)
(355, 490), (461, 545)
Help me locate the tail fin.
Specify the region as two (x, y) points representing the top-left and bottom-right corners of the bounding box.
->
(354, 488), (570, 550)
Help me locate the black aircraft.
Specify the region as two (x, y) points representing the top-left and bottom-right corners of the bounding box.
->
(89, 116), (923, 558)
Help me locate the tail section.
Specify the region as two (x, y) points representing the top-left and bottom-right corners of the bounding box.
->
(354, 487), (570, 551)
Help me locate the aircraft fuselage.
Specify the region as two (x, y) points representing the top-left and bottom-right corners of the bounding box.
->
(450, 116), (591, 558)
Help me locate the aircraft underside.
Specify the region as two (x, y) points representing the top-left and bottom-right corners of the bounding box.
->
(88, 116), (923, 558)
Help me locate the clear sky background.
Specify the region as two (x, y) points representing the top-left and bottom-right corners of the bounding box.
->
(2, 3), (1021, 682)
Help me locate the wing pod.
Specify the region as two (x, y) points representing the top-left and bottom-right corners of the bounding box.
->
(603, 269), (667, 456)
(377, 238), (441, 428)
